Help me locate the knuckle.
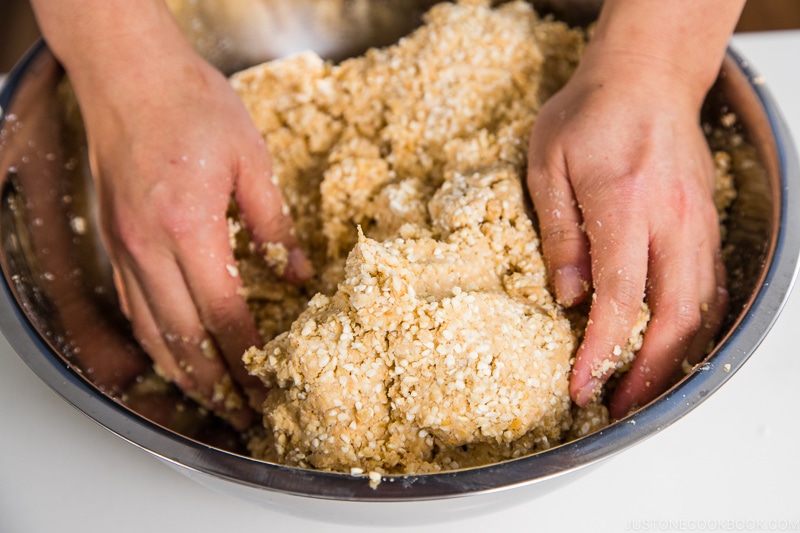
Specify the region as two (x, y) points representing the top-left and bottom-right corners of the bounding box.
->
(252, 208), (293, 245)
(200, 294), (247, 334)
(155, 198), (212, 242)
(540, 218), (584, 242)
(541, 220), (585, 249)
(597, 171), (648, 204)
(661, 299), (703, 339)
(601, 272), (642, 309)
(590, 278), (645, 337)
(666, 182), (693, 221)
(102, 195), (214, 261)
(100, 202), (148, 256)
(618, 170), (649, 194)
(604, 287), (644, 323)
(539, 222), (589, 275)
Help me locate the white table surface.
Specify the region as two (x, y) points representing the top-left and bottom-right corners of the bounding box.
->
(2, 31), (799, 533)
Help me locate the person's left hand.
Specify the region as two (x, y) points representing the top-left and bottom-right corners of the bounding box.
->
(527, 52), (729, 419)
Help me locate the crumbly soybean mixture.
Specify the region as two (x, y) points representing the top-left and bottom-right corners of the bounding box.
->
(229, 0), (735, 474)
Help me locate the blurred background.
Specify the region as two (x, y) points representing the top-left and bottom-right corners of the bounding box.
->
(2, 0), (800, 72)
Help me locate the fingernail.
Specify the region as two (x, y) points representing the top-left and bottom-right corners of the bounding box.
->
(554, 265), (588, 307)
(575, 377), (603, 406)
(285, 247), (315, 283)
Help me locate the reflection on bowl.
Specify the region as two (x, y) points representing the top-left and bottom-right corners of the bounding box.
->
(0, 2), (798, 525)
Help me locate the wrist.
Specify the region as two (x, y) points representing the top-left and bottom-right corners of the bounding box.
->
(584, 0), (744, 108)
(31, 0), (196, 93)
(575, 45), (705, 112)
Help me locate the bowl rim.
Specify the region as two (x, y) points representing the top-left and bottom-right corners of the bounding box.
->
(1, 41), (798, 503)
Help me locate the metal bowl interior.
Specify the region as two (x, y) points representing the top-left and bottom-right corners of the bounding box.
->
(1, 2), (798, 523)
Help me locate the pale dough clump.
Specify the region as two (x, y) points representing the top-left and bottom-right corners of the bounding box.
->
(230, 0), (735, 474)
(244, 164), (577, 473)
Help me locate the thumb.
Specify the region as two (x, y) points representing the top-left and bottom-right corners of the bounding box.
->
(234, 144), (314, 283)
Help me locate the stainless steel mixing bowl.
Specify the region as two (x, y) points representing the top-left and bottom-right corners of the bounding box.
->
(1, 1), (798, 525)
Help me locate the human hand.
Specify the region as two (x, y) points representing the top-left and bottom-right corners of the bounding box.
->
(527, 53), (729, 419)
(62, 28), (312, 430)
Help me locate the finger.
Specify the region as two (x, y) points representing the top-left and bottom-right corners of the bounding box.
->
(112, 268), (131, 318)
(527, 141), (591, 307)
(569, 204), (650, 407)
(173, 220), (268, 408)
(234, 140), (314, 283)
(119, 271), (192, 391)
(119, 258), (255, 430)
(608, 226), (721, 419)
(685, 250), (729, 366)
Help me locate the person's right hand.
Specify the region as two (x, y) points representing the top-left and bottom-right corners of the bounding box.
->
(31, 0), (312, 430)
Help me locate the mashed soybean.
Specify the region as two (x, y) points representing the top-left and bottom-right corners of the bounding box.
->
(229, 0), (734, 474)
